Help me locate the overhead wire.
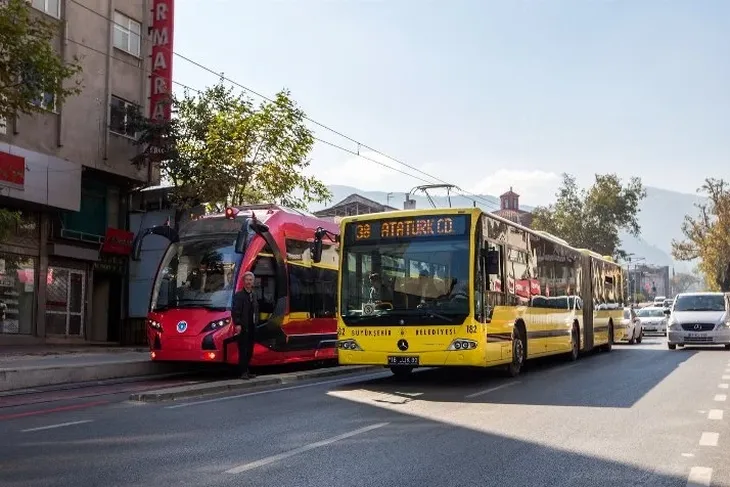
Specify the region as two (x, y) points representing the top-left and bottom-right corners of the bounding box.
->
(65, 0), (502, 211)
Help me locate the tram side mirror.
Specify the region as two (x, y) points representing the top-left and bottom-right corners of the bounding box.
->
(131, 236), (144, 261)
(485, 249), (500, 275)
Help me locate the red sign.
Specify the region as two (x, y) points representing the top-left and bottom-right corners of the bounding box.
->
(0, 151), (25, 188)
(149, 0), (174, 122)
(102, 228), (135, 255)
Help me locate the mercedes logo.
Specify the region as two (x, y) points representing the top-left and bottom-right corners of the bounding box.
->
(693, 323), (701, 330)
(397, 339), (409, 351)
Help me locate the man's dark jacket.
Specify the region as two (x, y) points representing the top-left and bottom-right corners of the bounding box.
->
(231, 290), (259, 336)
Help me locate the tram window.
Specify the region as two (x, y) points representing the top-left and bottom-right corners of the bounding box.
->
(313, 267), (337, 317)
(288, 264), (313, 313)
(285, 239), (311, 263)
(252, 256), (276, 313)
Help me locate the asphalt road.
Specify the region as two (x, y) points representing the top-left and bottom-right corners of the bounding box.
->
(1, 337), (729, 487)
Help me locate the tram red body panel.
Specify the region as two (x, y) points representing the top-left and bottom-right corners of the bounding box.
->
(142, 206), (339, 366)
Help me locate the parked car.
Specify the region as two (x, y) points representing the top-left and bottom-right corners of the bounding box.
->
(621, 307), (643, 344)
(666, 292), (730, 350)
(635, 306), (668, 336)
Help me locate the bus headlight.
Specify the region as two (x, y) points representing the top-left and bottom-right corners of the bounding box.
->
(448, 339), (478, 351)
(338, 339), (363, 351)
(202, 317), (231, 332)
(147, 319), (162, 331)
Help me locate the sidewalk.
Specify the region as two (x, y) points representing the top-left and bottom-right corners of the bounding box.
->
(0, 346), (187, 393)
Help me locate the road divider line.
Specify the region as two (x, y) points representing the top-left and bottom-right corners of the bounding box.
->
(21, 419), (93, 433)
(719, 383), (729, 389)
(699, 432), (719, 447)
(714, 394), (727, 402)
(225, 422), (389, 474)
(686, 466), (712, 486)
(166, 372), (389, 409)
(465, 381), (521, 399)
(723, 375), (730, 380)
(708, 409), (723, 420)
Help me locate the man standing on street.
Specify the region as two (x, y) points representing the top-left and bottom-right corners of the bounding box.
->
(232, 271), (258, 379)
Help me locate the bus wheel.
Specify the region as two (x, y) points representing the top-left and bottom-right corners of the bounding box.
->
(506, 328), (526, 377)
(568, 324), (580, 361)
(602, 323), (614, 352)
(390, 366), (414, 379)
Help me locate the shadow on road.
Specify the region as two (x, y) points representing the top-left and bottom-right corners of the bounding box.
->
(331, 342), (701, 409)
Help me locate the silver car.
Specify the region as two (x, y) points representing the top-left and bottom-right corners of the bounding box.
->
(666, 292), (730, 350)
(636, 306), (668, 336)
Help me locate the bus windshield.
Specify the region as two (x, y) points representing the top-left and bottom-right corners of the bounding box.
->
(150, 236), (243, 312)
(340, 235), (471, 326)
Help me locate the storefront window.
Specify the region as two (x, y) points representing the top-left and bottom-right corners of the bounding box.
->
(0, 254), (37, 335)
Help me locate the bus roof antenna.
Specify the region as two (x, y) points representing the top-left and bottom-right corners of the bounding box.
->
(408, 184), (459, 209)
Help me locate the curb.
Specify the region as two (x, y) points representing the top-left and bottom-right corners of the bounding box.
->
(129, 365), (382, 403)
(0, 361), (189, 393)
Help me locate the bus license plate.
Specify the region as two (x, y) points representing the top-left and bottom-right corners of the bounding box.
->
(388, 356), (419, 366)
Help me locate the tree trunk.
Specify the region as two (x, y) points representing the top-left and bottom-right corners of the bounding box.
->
(721, 261), (730, 292)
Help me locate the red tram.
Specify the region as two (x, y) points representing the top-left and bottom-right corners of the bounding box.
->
(132, 205), (340, 366)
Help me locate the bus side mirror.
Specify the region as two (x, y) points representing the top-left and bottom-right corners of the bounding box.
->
(312, 236), (323, 263)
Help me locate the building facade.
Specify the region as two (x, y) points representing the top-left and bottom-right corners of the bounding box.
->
(0, 0), (174, 344)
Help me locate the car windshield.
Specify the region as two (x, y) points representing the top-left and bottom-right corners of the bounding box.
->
(341, 233), (471, 326)
(150, 237), (242, 312)
(673, 294), (726, 312)
(637, 307), (666, 317)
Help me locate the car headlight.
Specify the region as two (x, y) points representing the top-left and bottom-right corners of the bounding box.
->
(337, 339), (363, 351)
(448, 339), (478, 351)
(719, 313), (730, 329)
(202, 317), (231, 332)
(147, 319), (162, 331)
(668, 318), (681, 331)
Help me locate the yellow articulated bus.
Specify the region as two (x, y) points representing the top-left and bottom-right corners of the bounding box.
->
(311, 207), (627, 377)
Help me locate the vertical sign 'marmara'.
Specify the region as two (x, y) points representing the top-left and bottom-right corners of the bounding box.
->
(149, 0), (174, 121)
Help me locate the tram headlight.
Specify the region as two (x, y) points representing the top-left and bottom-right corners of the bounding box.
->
(147, 319), (162, 331)
(448, 339), (478, 351)
(337, 339), (363, 351)
(202, 317), (232, 332)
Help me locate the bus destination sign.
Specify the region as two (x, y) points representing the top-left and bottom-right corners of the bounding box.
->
(349, 214), (469, 242)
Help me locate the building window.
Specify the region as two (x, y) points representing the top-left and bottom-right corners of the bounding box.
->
(31, 91), (56, 112)
(113, 11), (142, 57)
(109, 96), (139, 138)
(0, 255), (37, 335)
(0, 116), (6, 135)
(31, 0), (60, 18)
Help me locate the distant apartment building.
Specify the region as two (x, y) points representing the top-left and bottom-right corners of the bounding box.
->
(0, 0), (174, 344)
(313, 194), (398, 220)
(628, 265), (671, 299)
(491, 188), (533, 227)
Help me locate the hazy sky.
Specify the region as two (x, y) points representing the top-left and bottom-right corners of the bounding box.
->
(173, 0), (729, 207)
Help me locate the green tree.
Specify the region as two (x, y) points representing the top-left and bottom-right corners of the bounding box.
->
(531, 173), (647, 258)
(0, 0), (83, 235)
(672, 178), (730, 291)
(131, 81), (331, 225)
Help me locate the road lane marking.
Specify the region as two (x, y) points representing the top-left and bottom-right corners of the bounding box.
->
(0, 401), (108, 421)
(699, 432), (719, 447)
(21, 420), (93, 433)
(465, 381), (521, 399)
(719, 383), (729, 389)
(166, 372), (389, 409)
(708, 409), (724, 420)
(225, 423), (389, 474)
(686, 466), (712, 486)
(714, 394), (727, 402)
(723, 375), (730, 380)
